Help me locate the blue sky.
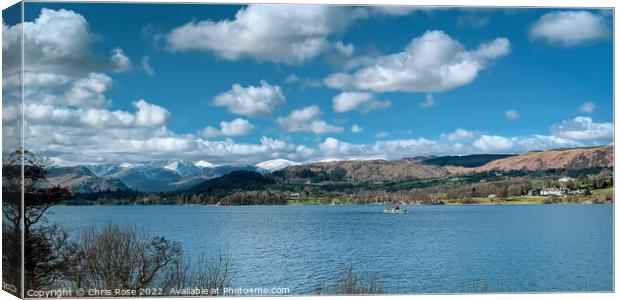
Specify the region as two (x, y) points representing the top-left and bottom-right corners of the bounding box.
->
(2, 3), (614, 164)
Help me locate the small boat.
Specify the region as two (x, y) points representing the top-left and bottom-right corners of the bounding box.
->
(383, 205), (408, 214)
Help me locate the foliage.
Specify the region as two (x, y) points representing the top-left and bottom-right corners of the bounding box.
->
(422, 154), (515, 167)
(2, 149), (73, 292)
(315, 265), (384, 295)
(63, 224), (182, 290)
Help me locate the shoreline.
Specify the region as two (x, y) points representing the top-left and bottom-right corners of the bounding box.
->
(57, 201), (613, 207)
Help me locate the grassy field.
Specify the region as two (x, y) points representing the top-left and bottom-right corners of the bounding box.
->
(443, 188), (613, 205)
(286, 188), (613, 205)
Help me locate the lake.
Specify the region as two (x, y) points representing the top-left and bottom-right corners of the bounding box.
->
(47, 204), (613, 294)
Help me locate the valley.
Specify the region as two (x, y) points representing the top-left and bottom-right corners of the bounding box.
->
(47, 145), (614, 206)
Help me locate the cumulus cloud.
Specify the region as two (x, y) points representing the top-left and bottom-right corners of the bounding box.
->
(2, 9), (317, 165)
(319, 136), (443, 159)
(166, 5), (366, 64)
(334, 41), (355, 57)
(472, 135), (514, 152)
(550, 116), (613, 141)
(529, 10), (610, 47)
(213, 80), (285, 117)
(133, 100), (171, 127)
(442, 128), (475, 141)
(110, 48), (132, 72)
(351, 124), (363, 133)
(201, 118), (255, 137)
(324, 30), (510, 93)
(25, 99), (169, 129)
(2, 8), (131, 75)
(505, 109), (519, 120)
(64, 73), (113, 108)
(579, 101), (596, 113)
(277, 106), (343, 134)
(332, 92), (391, 113)
(472, 134), (582, 153)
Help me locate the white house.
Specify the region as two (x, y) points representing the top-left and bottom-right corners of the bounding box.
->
(540, 187), (565, 196)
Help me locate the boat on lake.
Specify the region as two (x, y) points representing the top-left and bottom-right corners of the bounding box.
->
(383, 205), (408, 214)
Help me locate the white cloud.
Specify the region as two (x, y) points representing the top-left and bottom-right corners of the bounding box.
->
(550, 116), (613, 141)
(166, 5), (366, 64)
(472, 134), (582, 153)
(334, 41), (354, 57)
(370, 6), (419, 17)
(332, 92), (391, 113)
(284, 73), (300, 83)
(25, 99), (169, 129)
(529, 10), (609, 47)
(2, 8), (131, 75)
(443, 128), (474, 141)
(110, 48), (132, 73)
(201, 118), (255, 137)
(213, 80), (285, 117)
(375, 131), (390, 138)
(351, 124), (363, 133)
(133, 99), (171, 127)
(473, 135), (514, 152)
(319, 136), (443, 159)
(456, 13), (491, 28)
(419, 94), (435, 108)
(142, 56), (155, 76)
(579, 101), (596, 113)
(2, 9), (317, 165)
(324, 30), (510, 93)
(277, 106), (343, 134)
(64, 73), (113, 108)
(319, 137), (365, 155)
(505, 109), (519, 120)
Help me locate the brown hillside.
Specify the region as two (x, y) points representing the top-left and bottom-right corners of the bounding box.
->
(449, 146), (613, 174)
(281, 159), (447, 183)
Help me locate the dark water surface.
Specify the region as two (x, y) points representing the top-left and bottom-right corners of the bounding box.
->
(48, 204), (613, 294)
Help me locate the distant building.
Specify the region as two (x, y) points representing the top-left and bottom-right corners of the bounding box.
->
(540, 187), (565, 196)
(568, 189), (585, 196)
(290, 193), (300, 198)
(488, 194), (496, 199)
(558, 177), (574, 183)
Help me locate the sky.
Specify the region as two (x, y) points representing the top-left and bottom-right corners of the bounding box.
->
(1, 3), (614, 165)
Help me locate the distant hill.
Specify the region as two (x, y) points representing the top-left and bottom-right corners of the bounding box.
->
(422, 154), (516, 168)
(275, 159), (446, 183)
(188, 171), (275, 195)
(49, 146), (613, 195)
(86, 161), (265, 192)
(45, 166), (128, 193)
(449, 146), (613, 173)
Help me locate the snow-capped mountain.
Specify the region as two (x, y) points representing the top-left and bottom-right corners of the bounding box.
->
(46, 166), (129, 193)
(84, 160), (267, 192)
(347, 157), (387, 162)
(119, 162), (134, 169)
(163, 160), (202, 176)
(195, 160), (217, 168)
(255, 159), (300, 172)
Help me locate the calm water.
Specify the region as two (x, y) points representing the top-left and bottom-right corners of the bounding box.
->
(47, 204), (613, 294)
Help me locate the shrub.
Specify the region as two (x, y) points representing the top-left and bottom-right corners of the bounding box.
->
(315, 265), (384, 295)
